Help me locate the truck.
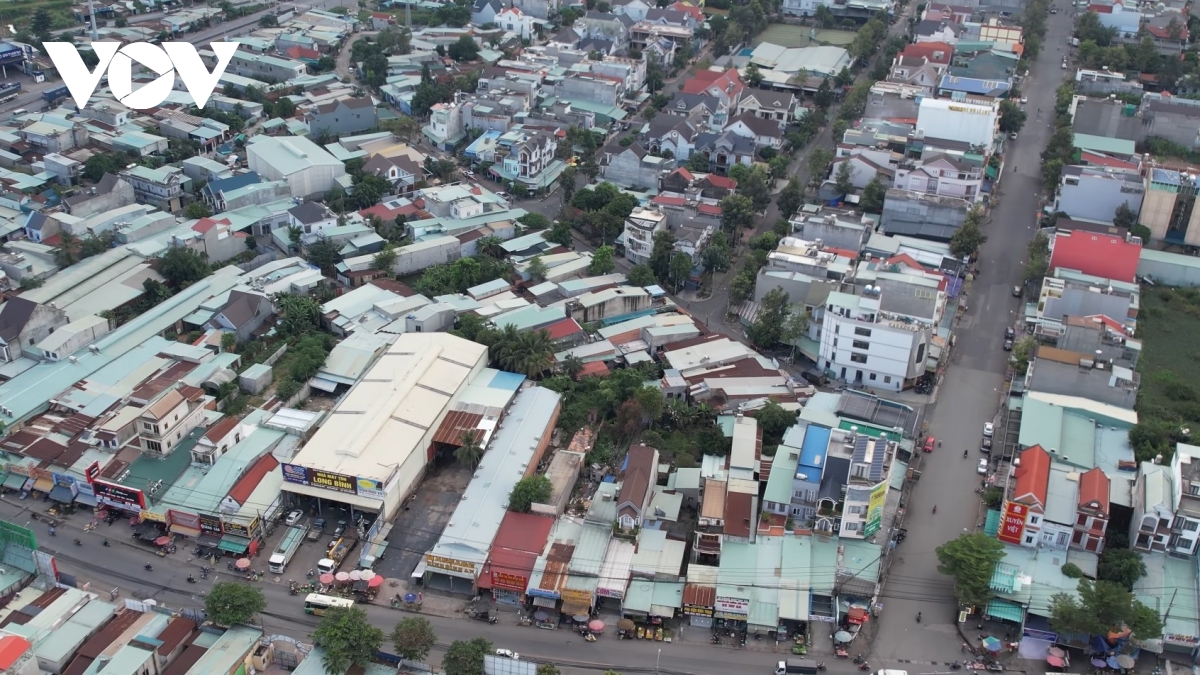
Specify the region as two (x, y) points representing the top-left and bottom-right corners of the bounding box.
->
(775, 659), (822, 675)
(267, 525), (307, 574)
(317, 538), (354, 574)
(0, 83), (20, 105)
(43, 85), (70, 105)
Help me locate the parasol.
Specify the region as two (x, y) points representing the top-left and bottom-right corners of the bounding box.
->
(573, 614), (589, 623)
(1048, 647), (1066, 658)
(1116, 655), (1135, 670)
(335, 572), (350, 582)
(589, 619), (605, 632)
(404, 593), (418, 603)
(617, 618), (636, 631)
(1106, 657), (1120, 670)
(236, 558), (251, 570)
(155, 536), (171, 546)
(533, 609), (549, 621)
(834, 631), (853, 643)
(1046, 656), (1066, 668)
(349, 570), (362, 581)
(320, 573), (335, 584)
(982, 637), (1003, 652)
(360, 570), (376, 581)
(1091, 659), (1108, 669)
(368, 575), (384, 587)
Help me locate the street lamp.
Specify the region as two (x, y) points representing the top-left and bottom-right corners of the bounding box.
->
(656, 648), (661, 675)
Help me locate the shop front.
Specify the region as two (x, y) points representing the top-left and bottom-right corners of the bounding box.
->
(560, 578), (596, 618)
(715, 593), (750, 631)
(29, 468), (53, 498)
(683, 583), (716, 628)
(74, 481), (97, 508)
(168, 510), (203, 538)
(1, 466), (28, 493)
(49, 474), (78, 506)
(481, 566), (530, 606)
(423, 553), (479, 595)
(221, 519), (261, 550)
(92, 479), (146, 515)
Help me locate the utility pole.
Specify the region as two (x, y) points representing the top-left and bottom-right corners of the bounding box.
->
(88, 0), (99, 42)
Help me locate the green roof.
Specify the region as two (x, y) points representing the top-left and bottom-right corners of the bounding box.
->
(764, 436), (803, 505)
(1073, 133), (1135, 156)
(124, 428), (204, 494)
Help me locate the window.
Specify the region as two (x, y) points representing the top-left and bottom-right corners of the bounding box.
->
(914, 343), (926, 363)
(854, 327), (871, 337)
(844, 522), (859, 531)
(1191, 483), (1200, 496)
(1185, 520), (1200, 532)
(884, 376), (892, 383)
(1030, 514), (1041, 525)
(1077, 514), (1088, 526)
(1023, 534), (1036, 545)
(869, 373), (877, 381)
(1056, 532), (1069, 547)
(853, 340), (870, 350)
(851, 353), (867, 364)
(144, 440), (162, 452)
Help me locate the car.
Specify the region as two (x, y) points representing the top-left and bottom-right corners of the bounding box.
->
(1005, 327), (1015, 339)
(285, 510), (303, 526)
(983, 422), (995, 437)
(1020, 96), (1028, 104)
(496, 650), (519, 660)
(333, 520), (347, 537)
(1009, 132), (1018, 140)
(1062, 61), (1068, 69)
(1003, 338), (1014, 351)
(1013, 285), (1022, 297)
(977, 458), (989, 475)
(1050, 6), (1057, 11)
(313, 518), (327, 531)
(981, 436), (993, 453)
(923, 436), (936, 453)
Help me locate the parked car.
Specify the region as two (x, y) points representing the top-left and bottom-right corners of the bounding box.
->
(1020, 96), (1028, 104)
(1003, 339), (1013, 351)
(983, 422), (995, 437)
(981, 436), (993, 453)
(496, 650), (519, 660)
(1009, 131), (1018, 140)
(923, 436), (936, 453)
(285, 510), (303, 526)
(1005, 327), (1015, 339)
(333, 520), (347, 537)
(977, 458), (989, 475)
(1013, 285), (1022, 297)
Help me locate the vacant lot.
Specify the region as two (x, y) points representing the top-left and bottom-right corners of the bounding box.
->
(754, 23), (812, 48)
(3, 0), (77, 30)
(814, 28), (857, 46)
(1133, 287), (1200, 461)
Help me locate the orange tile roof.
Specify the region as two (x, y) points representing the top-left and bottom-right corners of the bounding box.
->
(1013, 445), (1050, 509)
(1078, 467), (1110, 515)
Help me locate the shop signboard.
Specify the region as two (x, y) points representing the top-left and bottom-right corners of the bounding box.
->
(424, 554), (477, 578)
(684, 604), (714, 617)
(281, 463), (359, 495)
(862, 481), (887, 538)
(76, 481), (95, 499)
(222, 519), (255, 538)
(52, 474), (79, 498)
(85, 461), (101, 483)
(714, 596), (748, 620)
(198, 513), (223, 535)
(526, 586), (560, 600)
(356, 477), (386, 500)
(560, 588), (593, 606)
(491, 571), (528, 592)
(997, 502), (1028, 545)
(595, 586), (625, 600)
(6, 463), (29, 477)
(92, 479), (146, 510)
(1166, 633), (1200, 647)
(168, 510), (202, 529)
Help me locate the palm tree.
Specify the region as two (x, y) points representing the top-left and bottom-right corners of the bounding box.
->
(454, 429), (484, 467)
(514, 329), (553, 379)
(562, 354), (584, 378)
(489, 324), (521, 370)
(477, 235), (506, 260)
(54, 232), (79, 267)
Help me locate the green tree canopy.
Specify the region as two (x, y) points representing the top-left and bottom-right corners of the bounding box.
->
(936, 533), (1006, 607)
(627, 264), (656, 287)
(860, 177), (887, 214)
(755, 400), (798, 446)
(748, 287), (790, 348)
(589, 245), (616, 275)
(949, 207), (988, 260)
(509, 475), (553, 512)
(390, 617), (436, 661)
(157, 247), (210, 289)
(312, 607), (384, 674)
(443, 638), (493, 675)
(204, 582), (266, 627)
(1050, 579), (1163, 641)
(720, 194), (755, 233)
(1097, 549), (1147, 591)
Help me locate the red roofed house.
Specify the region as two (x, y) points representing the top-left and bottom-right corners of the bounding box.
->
(0, 635), (32, 674)
(1048, 231), (1141, 284)
(370, 11), (396, 29)
(1071, 467), (1110, 553)
(179, 217), (248, 264)
(478, 511), (555, 602)
(681, 67), (746, 107)
(544, 317), (585, 348)
(286, 45), (322, 61)
(223, 453), (280, 512)
(898, 41), (954, 66)
(194, 416), (243, 463)
(1009, 445), (1051, 547)
(617, 444), (660, 530)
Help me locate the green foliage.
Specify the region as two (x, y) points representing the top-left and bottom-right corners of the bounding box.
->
(443, 638), (493, 675)
(490, 325), (553, 378)
(305, 239), (343, 274)
(455, 429), (485, 467)
(204, 582), (266, 627)
(526, 255), (549, 282)
(729, 269), (756, 305)
(1050, 580), (1163, 641)
(748, 288), (790, 349)
(1011, 336), (1036, 376)
(372, 244), (398, 273)
(1097, 549), (1146, 591)
(448, 34), (480, 61)
(998, 99), (1027, 134)
(518, 213), (550, 230)
(83, 152), (127, 182)
(720, 193), (755, 233)
(416, 255), (512, 296)
(288, 334), (334, 382)
(1113, 202), (1138, 230)
(1061, 562), (1085, 579)
(184, 202), (212, 219)
(627, 264), (656, 287)
(509, 475), (553, 512)
(157, 247), (210, 289)
(275, 378), (302, 402)
(755, 400), (798, 447)
(949, 207), (987, 260)
(702, 231), (732, 274)
(1024, 231), (1050, 283)
(648, 229), (677, 283)
(312, 607), (384, 674)
(936, 533), (1006, 607)
(860, 176), (887, 214)
(668, 252), (693, 292)
(834, 161), (854, 196)
(589, 245), (616, 275)
(391, 618), (436, 662)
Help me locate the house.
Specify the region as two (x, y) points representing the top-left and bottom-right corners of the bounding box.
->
(369, 11), (395, 29)
(1071, 467), (1109, 553)
(912, 20), (964, 44)
(1054, 166), (1144, 224)
(306, 97), (379, 140)
(1129, 446), (1200, 557)
(496, 6), (535, 38)
(697, 173), (737, 199)
(623, 207), (668, 264)
(288, 201), (338, 235)
(245, 135), (349, 199)
(693, 130), (758, 175)
(1143, 15), (1189, 54)
(194, 416), (244, 464)
(512, 0), (557, 20)
(922, 3), (972, 23)
(880, 189), (972, 241)
(1048, 231), (1141, 284)
(577, 11), (632, 50)
(181, 217), (250, 264)
(612, 0), (652, 21)
(724, 111), (784, 150)
(202, 172), (263, 212)
(138, 388), (206, 455)
(829, 154), (894, 191)
(665, 92), (732, 130)
(362, 153), (424, 196)
(617, 444), (660, 530)
(1090, 2), (1142, 38)
(472, 0), (502, 24)
(898, 41), (954, 67)
(892, 154), (985, 202)
(1141, 167), (1200, 246)
(680, 68), (746, 109)
(1001, 445), (1051, 548)
(888, 55), (946, 96)
(211, 290), (275, 343)
(735, 88), (796, 124)
(121, 165), (187, 213)
(602, 143), (672, 190)
(641, 113), (702, 160)
(62, 173), (137, 219)
(0, 298), (69, 363)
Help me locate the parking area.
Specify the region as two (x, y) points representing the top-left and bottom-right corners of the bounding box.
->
(375, 461), (473, 582)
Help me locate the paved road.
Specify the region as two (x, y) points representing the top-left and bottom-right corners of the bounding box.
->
(867, 7), (1074, 663)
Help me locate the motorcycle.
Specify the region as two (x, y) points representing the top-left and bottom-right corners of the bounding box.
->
(186, 576), (196, 584)
(916, 612), (922, 623)
(853, 655), (866, 665)
(834, 647), (850, 659)
(858, 664), (871, 672)
(144, 564), (153, 572)
(227, 561), (235, 571)
(584, 634), (597, 642)
(816, 665), (826, 672)
(74, 538), (82, 546)
(102, 539), (110, 547)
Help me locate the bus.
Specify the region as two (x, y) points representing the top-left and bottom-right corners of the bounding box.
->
(303, 594), (355, 616)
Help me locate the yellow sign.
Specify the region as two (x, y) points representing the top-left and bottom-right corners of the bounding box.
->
(561, 588), (593, 606)
(863, 481), (888, 537)
(425, 554), (476, 577)
(947, 105), (989, 115)
(310, 470), (356, 494)
(140, 510), (167, 523)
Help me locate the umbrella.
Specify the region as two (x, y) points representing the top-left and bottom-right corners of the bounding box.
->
(533, 610), (549, 621)
(1048, 647), (1066, 658)
(236, 558), (251, 570)
(589, 619), (605, 632)
(404, 593), (418, 603)
(335, 571), (350, 582)
(617, 618), (636, 631)
(1116, 655), (1135, 670)
(573, 614), (589, 623)
(1091, 659), (1108, 669)
(982, 637), (1003, 652)
(368, 575), (384, 588)
(349, 570), (362, 581)
(1047, 656), (1066, 668)
(1106, 657), (1120, 670)
(155, 536), (171, 546)
(360, 570), (376, 581)
(320, 573), (335, 584)
(834, 631), (853, 643)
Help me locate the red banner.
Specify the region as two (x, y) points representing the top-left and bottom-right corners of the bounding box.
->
(998, 502), (1028, 545)
(491, 571), (528, 592)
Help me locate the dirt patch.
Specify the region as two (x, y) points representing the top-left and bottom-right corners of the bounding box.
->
(375, 462), (473, 581)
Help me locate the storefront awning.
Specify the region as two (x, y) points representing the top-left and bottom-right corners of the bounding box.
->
(219, 535), (251, 553)
(779, 589), (811, 621)
(171, 524), (202, 538)
(3, 473), (26, 490)
(49, 485), (74, 503)
(32, 478), (53, 493)
(561, 599), (590, 616)
(198, 534), (221, 547)
(532, 596), (557, 608)
(985, 599), (1025, 623)
(75, 493), (97, 507)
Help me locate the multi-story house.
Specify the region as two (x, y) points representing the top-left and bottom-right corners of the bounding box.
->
(137, 388), (207, 455)
(887, 55), (946, 97)
(724, 111), (784, 150)
(424, 101), (466, 151)
(601, 143), (672, 190)
(121, 165), (187, 213)
(362, 152), (424, 197)
(1054, 166), (1144, 224)
(611, 0), (652, 21)
(617, 444), (659, 530)
(838, 434), (895, 539)
(1000, 445), (1051, 548)
(735, 88), (797, 124)
(641, 113), (702, 160)
(1071, 467), (1110, 553)
(665, 92), (732, 130)
(1130, 456), (1200, 556)
(622, 207), (667, 264)
(1140, 167), (1200, 247)
(305, 97), (379, 140)
(692, 130), (756, 175)
(496, 6), (535, 38)
(680, 67), (746, 110)
(892, 154), (985, 202)
(492, 128), (562, 191)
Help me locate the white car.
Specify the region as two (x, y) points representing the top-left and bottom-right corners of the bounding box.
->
(983, 422), (995, 437)
(285, 509), (303, 526)
(496, 650), (519, 660)
(1020, 96), (1028, 104)
(977, 458), (989, 475)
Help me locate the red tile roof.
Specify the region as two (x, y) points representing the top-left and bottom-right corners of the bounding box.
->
(1079, 151), (1138, 170)
(0, 636), (30, 671)
(670, 1), (705, 21)
(704, 174), (737, 189)
(202, 416), (240, 443)
(225, 454), (278, 505)
(192, 217), (230, 234)
(900, 41), (954, 65)
(578, 360), (610, 379)
(669, 167), (695, 182)
(697, 203), (722, 216)
(286, 46), (322, 61)
(1089, 4), (1113, 12)
(724, 490), (753, 538)
(431, 410), (484, 446)
(1078, 467), (1110, 516)
(359, 201), (420, 221)
(545, 317), (583, 341)
(652, 195), (687, 207)
(1049, 232), (1141, 283)
(885, 253), (924, 269)
(1084, 314), (1127, 335)
(1013, 445), (1050, 509)
(681, 67), (746, 99)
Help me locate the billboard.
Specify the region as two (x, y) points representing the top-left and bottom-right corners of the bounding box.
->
(281, 463), (357, 495)
(356, 477), (386, 500)
(92, 480), (146, 510)
(715, 596), (748, 619)
(198, 513), (223, 535)
(491, 570), (528, 592)
(997, 502), (1028, 545)
(862, 481), (888, 538)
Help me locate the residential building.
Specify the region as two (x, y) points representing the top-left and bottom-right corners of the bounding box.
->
(512, 0), (557, 19)
(735, 88), (797, 124)
(306, 97), (380, 140)
(18, 119), (87, 153)
(1140, 167), (1200, 247)
(1130, 449), (1200, 557)
(692, 130), (756, 175)
(556, 74), (625, 107)
(121, 165), (186, 213)
(880, 189), (973, 241)
(888, 55), (948, 97)
(680, 68), (746, 109)
(138, 388), (207, 455)
(362, 152), (424, 196)
(623, 207), (667, 264)
(246, 135), (348, 199)
(1072, 467), (1109, 553)
(205, 48), (307, 81)
(176, 217), (249, 264)
(892, 153), (986, 202)
(602, 143), (671, 190)
(724, 111), (784, 150)
(617, 444), (660, 530)
(472, 0), (502, 24)
(211, 289), (274, 343)
(61, 173), (136, 219)
(496, 7), (535, 38)
(288, 201), (338, 235)
(641, 113), (702, 160)
(488, 128), (565, 191)
(977, 17), (1023, 50)
(612, 0), (652, 20)
(1054, 166), (1144, 223)
(1048, 231), (1141, 284)
(666, 92), (732, 130)
(1000, 445), (1051, 548)
(915, 97), (999, 153)
(424, 102), (466, 150)
(0, 298), (70, 363)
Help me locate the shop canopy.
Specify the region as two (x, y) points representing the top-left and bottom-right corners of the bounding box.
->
(49, 485), (74, 503)
(3, 474), (26, 490)
(219, 535), (251, 553)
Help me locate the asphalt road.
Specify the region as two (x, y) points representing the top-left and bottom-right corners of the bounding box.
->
(867, 7), (1075, 663)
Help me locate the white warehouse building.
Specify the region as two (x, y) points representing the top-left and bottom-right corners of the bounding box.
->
(915, 98), (1000, 154)
(246, 135), (348, 199)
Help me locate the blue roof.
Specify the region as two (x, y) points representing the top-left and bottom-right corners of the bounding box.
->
(204, 171), (262, 198)
(799, 424), (831, 474)
(488, 370), (526, 391)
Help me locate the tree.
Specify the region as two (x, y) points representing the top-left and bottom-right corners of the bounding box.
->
(1097, 549), (1147, 591)
(998, 99), (1027, 134)
(509, 475), (553, 512)
(447, 35), (480, 61)
(814, 77), (834, 109)
(729, 270), (756, 304)
(157, 246), (209, 288)
(949, 208), (987, 260)
(517, 213), (549, 231)
(720, 194), (755, 233)
(183, 200), (211, 219)
(745, 63), (764, 87)
(1011, 336), (1036, 375)
(443, 638), (493, 675)
(1024, 230), (1050, 282)
(276, 295), (323, 336)
(807, 148), (833, 185)
(221, 332), (237, 354)
(589, 245), (616, 275)
(649, 229), (677, 282)
(258, 13), (278, 27)
(834, 161), (854, 196)
(354, 174), (391, 209)
(306, 239), (343, 274)
(562, 354), (585, 377)
(781, 309), (809, 360)
(83, 152), (125, 182)
(1113, 201), (1138, 230)
(755, 400), (798, 445)
(860, 177), (887, 214)
(777, 177), (804, 219)
(372, 244), (398, 273)
(936, 532), (1006, 607)
(748, 288), (789, 348)
(702, 231), (731, 274)
(527, 255), (549, 282)
(204, 582), (266, 627)
(537, 665), (561, 675)
(391, 617), (436, 662)
(30, 8), (52, 35)
(668, 252), (693, 292)
(1050, 579), (1163, 641)
(53, 231), (80, 267)
(455, 429), (485, 467)
(628, 264), (656, 287)
(312, 607), (384, 674)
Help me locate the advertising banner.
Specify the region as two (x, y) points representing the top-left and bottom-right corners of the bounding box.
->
(198, 513), (223, 535)
(222, 519), (255, 538)
(684, 604), (714, 617)
(862, 481), (888, 538)
(92, 480), (146, 510)
(168, 510), (202, 529)
(491, 571), (528, 592)
(715, 596), (748, 619)
(997, 502), (1028, 545)
(424, 554), (477, 577)
(281, 463), (358, 495)
(356, 477), (386, 500)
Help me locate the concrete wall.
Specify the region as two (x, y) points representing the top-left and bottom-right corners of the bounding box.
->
(1056, 175), (1144, 224)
